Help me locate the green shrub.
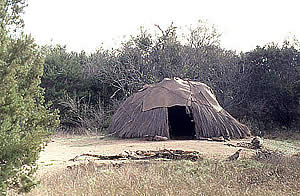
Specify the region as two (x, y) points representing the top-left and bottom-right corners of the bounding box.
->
(0, 0), (59, 194)
(234, 44), (300, 128)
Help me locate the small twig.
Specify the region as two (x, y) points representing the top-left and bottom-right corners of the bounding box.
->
(224, 143), (237, 147)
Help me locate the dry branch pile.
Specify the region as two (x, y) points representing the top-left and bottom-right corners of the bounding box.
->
(69, 149), (202, 162)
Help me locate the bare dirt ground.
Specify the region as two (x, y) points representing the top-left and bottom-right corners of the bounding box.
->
(37, 136), (256, 175)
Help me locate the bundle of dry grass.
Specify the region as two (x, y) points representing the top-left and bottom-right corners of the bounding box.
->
(108, 78), (250, 139)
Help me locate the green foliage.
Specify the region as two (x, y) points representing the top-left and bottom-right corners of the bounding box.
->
(0, 0), (59, 194)
(42, 45), (88, 104)
(235, 43), (300, 127)
(41, 45), (108, 130)
(41, 21), (299, 134)
(0, 0), (27, 33)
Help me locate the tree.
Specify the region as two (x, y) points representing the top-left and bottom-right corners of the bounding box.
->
(0, 0), (59, 194)
(186, 19), (221, 49)
(235, 43), (300, 128)
(81, 22), (229, 105)
(42, 45), (89, 108)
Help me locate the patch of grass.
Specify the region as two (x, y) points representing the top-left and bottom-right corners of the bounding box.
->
(16, 154), (300, 196)
(263, 139), (300, 155)
(8, 133), (299, 196)
(262, 132), (300, 155)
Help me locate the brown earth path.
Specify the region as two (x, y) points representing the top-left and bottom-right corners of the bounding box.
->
(37, 136), (256, 175)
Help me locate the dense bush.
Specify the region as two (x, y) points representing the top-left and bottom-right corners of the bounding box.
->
(41, 21), (300, 134)
(0, 0), (59, 194)
(233, 43), (300, 128)
(42, 46), (88, 104)
(41, 46), (109, 132)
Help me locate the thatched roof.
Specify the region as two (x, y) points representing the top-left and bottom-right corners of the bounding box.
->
(108, 78), (250, 139)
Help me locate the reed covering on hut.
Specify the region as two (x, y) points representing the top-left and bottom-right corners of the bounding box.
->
(108, 78), (250, 139)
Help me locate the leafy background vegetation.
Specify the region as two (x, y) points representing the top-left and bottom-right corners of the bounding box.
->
(42, 23), (299, 135)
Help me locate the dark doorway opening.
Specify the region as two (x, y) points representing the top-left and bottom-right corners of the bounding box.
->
(168, 106), (195, 139)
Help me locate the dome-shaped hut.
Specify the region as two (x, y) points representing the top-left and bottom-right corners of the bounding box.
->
(108, 78), (250, 139)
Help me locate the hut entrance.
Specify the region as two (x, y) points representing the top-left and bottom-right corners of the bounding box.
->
(168, 106), (195, 139)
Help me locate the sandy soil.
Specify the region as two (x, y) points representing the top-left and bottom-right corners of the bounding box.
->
(37, 136), (256, 174)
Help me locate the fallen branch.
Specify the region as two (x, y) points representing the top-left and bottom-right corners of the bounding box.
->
(69, 149), (202, 162)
